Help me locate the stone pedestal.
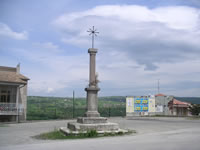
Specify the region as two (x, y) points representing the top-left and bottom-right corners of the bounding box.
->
(67, 122), (119, 132)
(67, 117), (119, 132)
(84, 86), (100, 117)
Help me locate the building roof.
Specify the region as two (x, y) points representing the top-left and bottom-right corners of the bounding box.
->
(172, 98), (190, 105)
(0, 66), (29, 84)
(155, 93), (166, 97)
(168, 98), (190, 108)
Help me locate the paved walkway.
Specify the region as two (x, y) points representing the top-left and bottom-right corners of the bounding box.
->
(0, 117), (200, 150)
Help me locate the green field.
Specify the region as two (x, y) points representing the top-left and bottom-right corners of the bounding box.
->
(27, 96), (126, 120)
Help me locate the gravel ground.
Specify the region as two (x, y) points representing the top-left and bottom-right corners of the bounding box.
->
(0, 117), (200, 150)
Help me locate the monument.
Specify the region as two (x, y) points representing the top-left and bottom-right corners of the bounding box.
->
(60, 26), (126, 134)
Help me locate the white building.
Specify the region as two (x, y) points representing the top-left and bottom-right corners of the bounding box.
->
(126, 96), (156, 116)
(0, 64), (29, 122)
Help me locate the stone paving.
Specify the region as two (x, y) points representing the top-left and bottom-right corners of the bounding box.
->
(0, 117), (200, 150)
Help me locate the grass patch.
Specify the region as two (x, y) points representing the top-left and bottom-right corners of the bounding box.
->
(34, 130), (82, 140)
(34, 129), (135, 140)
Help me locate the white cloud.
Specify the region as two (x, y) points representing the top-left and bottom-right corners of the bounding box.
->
(11, 41), (89, 96)
(34, 42), (58, 49)
(50, 5), (200, 97)
(32, 42), (61, 53)
(9, 5), (200, 97)
(153, 6), (200, 30)
(0, 23), (28, 40)
(53, 5), (200, 70)
(47, 87), (54, 93)
(53, 5), (200, 31)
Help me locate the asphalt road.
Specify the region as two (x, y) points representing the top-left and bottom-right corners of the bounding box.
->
(0, 117), (200, 150)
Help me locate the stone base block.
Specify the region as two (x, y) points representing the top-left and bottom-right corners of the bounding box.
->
(67, 122), (119, 131)
(77, 117), (107, 124)
(60, 127), (128, 135)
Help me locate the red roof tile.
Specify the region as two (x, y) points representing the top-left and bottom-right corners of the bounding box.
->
(172, 99), (190, 105)
(155, 93), (166, 96)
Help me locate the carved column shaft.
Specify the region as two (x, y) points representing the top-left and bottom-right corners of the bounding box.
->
(89, 49), (96, 86)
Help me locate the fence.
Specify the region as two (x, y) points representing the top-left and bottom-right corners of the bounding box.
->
(0, 103), (17, 115)
(0, 103), (24, 115)
(27, 104), (126, 120)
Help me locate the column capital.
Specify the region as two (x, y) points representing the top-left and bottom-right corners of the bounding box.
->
(85, 87), (100, 92)
(88, 48), (98, 54)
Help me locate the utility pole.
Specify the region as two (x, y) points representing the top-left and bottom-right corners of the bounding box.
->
(16, 86), (19, 123)
(157, 79), (160, 94)
(72, 90), (75, 118)
(54, 100), (56, 119)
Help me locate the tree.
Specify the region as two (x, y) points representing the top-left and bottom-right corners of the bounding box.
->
(189, 104), (200, 116)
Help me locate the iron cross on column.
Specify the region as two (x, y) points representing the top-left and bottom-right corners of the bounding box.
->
(87, 26), (99, 48)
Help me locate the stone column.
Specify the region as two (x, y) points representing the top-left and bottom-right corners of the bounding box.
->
(63, 46), (121, 134)
(89, 48), (96, 86)
(85, 48), (100, 117)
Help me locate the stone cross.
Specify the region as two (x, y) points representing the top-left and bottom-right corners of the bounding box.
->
(84, 26), (100, 117)
(87, 26), (99, 49)
(61, 26), (121, 135)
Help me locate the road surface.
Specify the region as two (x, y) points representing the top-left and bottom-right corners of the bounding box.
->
(0, 117), (200, 150)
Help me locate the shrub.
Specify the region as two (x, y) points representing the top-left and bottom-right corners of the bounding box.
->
(85, 130), (98, 137)
(189, 104), (200, 116)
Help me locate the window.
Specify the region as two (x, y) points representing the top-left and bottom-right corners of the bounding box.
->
(0, 90), (11, 102)
(0, 86), (16, 103)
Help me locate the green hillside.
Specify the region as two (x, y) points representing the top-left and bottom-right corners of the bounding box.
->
(175, 97), (200, 104)
(27, 96), (126, 120)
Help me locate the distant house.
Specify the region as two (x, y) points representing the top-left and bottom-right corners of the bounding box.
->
(126, 93), (191, 117)
(0, 64), (29, 122)
(155, 93), (174, 115)
(168, 98), (191, 116)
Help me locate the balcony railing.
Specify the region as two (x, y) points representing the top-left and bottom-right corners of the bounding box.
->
(0, 103), (23, 115)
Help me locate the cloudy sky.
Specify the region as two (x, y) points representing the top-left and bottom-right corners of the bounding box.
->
(0, 0), (200, 97)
